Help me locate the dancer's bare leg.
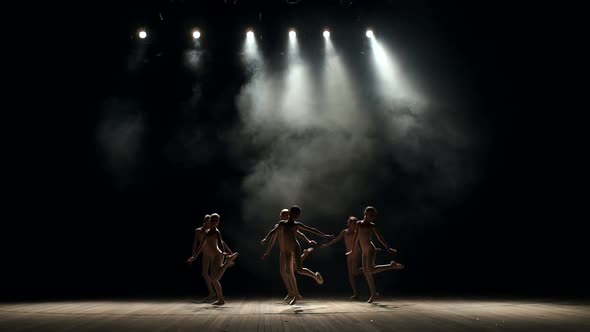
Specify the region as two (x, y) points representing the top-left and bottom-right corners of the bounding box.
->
(212, 252), (239, 281)
(201, 254), (216, 299)
(347, 254), (360, 299)
(280, 251), (295, 301)
(210, 254), (225, 305)
(294, 246), (323, 285)
(301, 247), (314, 261)
(362, 249), (378, 303)
(287, 243), (313, 301)
(285, 252), (301, 305)
(290, 247), (314, 299)
(209, 252), (238, 305)
(370, 247), (380, 297)
(369, 244), (404, 275)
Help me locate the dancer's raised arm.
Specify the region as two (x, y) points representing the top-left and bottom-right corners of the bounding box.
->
(296, 222), (334, 239)
(321, 230), (345, 248)
(372, 225), (397, 254)
(261, 224), (279, 245)
(297, 230), (317, 246)
(262, 232), (278, 259)
(221, 240), (233, 255)
(191, 228), (204, 257)
(187, 237), (206, 263)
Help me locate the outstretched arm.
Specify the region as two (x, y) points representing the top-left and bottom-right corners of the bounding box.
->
(216, 232), (231, 255)
(221, 240), (233, 255)
(372, 226), (396, 254)
(191, 229), (203, 256)
(296, 222), (334, 239)
(321, 230), (345, 248)
(261, 224), (280, 245)
(296, 230), (316, 246)
(262, 232), (278, 260)
(187, 238), (206, 263)
(370, 240), (383, 252)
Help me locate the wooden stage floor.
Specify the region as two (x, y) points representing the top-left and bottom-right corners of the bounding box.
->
(1, 297), (589, 331)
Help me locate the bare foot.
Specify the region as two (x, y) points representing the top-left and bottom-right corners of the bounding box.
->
(390, 261), (404, 270)
(350, 294), (358, 299)
(367, 296), (375, 303)
(302, 247), (314, 260)
(284, 294), (294, 302)
(203, 294), (216, 301)
(315, 272), (324, 285)
(212, 300), (225, 305)
(289, 295), (303, 305)
(225, 252), (239, 264)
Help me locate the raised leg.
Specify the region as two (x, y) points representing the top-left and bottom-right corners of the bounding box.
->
(301, 247), (314, 262)
(293, 245), (323, 285)
(211, 252), (238, 281)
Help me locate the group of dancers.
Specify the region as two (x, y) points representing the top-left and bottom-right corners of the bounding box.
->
(187, 206), (404, 305)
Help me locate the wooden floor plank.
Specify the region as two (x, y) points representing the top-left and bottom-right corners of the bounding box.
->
(1, 298), (588, 332)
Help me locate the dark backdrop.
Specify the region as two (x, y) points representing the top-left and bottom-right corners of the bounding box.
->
(4, 0), (587, 300)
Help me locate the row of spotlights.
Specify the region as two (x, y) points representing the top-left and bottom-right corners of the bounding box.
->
(137, 29), (374, 39)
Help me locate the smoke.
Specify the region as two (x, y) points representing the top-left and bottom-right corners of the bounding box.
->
(232, 39), (480, 232)
(96, 97), (147, 190)
(163, 48), (209, 169)
(185, 49), (204, 73)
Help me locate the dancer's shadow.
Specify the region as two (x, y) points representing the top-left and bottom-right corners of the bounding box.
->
(280, 307), (305, 314)
(203, 306), (231, 311)
(279, 305), (329, 314)
(370, 302), (415, 310)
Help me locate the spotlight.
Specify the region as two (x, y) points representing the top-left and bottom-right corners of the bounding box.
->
(289, 30), (296, 39)
(323, 30), (330, 38)
(247, 30), (254, 39)
(192, 30), (201, 39)
(139, 30), (147, 39)
(366, 29), (374, 39)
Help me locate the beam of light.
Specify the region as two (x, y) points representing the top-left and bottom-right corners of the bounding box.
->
(185, 49), (203, 71)
(322, 35), (364, 131)
(235, 26), (376, 227)
(242, 29), (264, 72)
(368, 36), (427, 137)
(323, 30), (330, 38)
(129, 30), (148, 71)
(369, 38), (413, 99)
(190, 29), (202, 54)
(366, 29), (374, 39)
(280, 27), (313, 128)
(287, 29), (299, 57)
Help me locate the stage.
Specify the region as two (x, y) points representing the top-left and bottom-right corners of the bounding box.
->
(1, 298), (588, 331)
